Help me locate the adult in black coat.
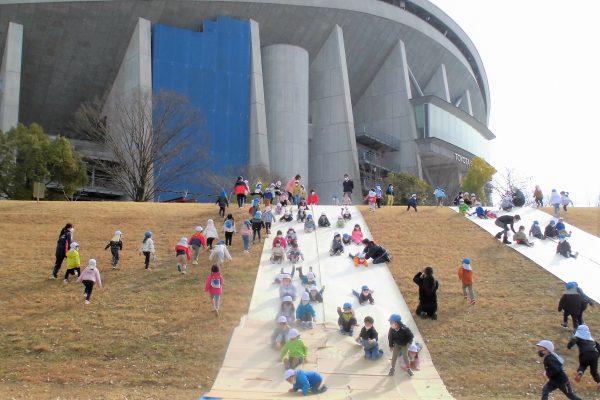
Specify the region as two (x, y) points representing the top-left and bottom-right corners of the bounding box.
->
(361, 239), (392, 264)
(51, 223), (74, 279)
(342, 174), (354, 204)
(413, 267), (439, 320)
(494, 214), (521, 244)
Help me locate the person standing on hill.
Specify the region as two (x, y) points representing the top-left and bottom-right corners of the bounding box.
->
(104, 230), (123, 269)
(285, 174), (302, 205)
(407, 194), (418, 212)
(51, 223), (74, 279)
(494, 214), (521, 244)
(550, 189), (562, 216)
(205, 264), (224, 316)
(140, 231), (155, 270)
(385, 184), (395, 206)
(77, 259), (102, 305)
(458, 258), (475, 305)
(233, 176), (248, 208)
(413, 266), (439, 319)
(559, 282), (582, 331)
(433, 186), (446, 207)
(561, 192), (574, 212)
(342, 173), (354, 205)
(534, 185), (544, 207)
(536, 340), (582, 400)
(189, 226), (206, 264)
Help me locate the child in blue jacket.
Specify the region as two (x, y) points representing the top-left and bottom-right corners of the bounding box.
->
(284, 369), (327, 396)
(296, 292), (316, 329)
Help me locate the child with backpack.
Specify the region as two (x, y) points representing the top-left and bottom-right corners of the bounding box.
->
(407, 194), (418, 212)
(559, 282), (582, 331)
(240, 220), (252, 253)
(251, 211), (265, 244)
(262, 206), (274, 236)
(104, 230), (123, 269)
(189, 226), (206, 265)
(215, 189), (229, 218)
(567, 325), (600, 388)
(222, 215), (236, 247)
(204, 265), (223, 316)
(208, 240), (232, 267)
(458, 258), (475, 305)
(365, 190), (377, 212)
(139, 231), (155, 270)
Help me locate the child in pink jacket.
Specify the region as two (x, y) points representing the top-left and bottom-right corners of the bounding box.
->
(205, 265), (224, 316)
(77, 259), (102, 304)
(351, 224), (364, 245)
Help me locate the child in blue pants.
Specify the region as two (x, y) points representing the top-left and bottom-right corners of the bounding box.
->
(284, 369), (328, 395)
(356, 316), (383, 359)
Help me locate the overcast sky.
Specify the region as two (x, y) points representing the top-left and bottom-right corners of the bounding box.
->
(430, 0), (600, 206)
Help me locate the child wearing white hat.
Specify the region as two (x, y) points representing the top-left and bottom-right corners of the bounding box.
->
(64, 242), (81, 283)
(175, 237), (191, 274)
(189, 226), (206, 264)
(567, 325), (600, 387)
(77, 259), (102, 305)
(296, 292), (316, 329)
(104, 230), (123, 269)
(271, 316), (290, 350)
(297, 266), (316, 286)
(277, 296), (296, 324)
(280, 328), (307, 370)
(536, 339), (582, 400)
(306, 285), (324, 303)
(399, 342), (422, 371)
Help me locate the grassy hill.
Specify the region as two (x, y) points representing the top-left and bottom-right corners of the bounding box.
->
(362, 206), (600, 399)
(0, 202), (598, 399)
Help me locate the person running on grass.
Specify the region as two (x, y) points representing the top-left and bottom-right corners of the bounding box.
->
(536, 340), (582, 400)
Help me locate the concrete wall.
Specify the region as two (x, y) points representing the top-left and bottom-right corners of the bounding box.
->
(309, 25), (362, 203)
(353, 39), (422, 179)
(424, 63), (450, 102)
(0, 22), (22, 133)
(248, 19), (270, 174)
(262, 44), (309, 183)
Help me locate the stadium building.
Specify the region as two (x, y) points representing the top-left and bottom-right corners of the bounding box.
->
(0, 0), (495, 201)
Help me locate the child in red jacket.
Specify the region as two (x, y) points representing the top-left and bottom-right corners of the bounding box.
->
(175, 237), (191, 274)
(458, 258), (475, 305)
(205, 265), (224, 316)
(307, 189), (319, 205)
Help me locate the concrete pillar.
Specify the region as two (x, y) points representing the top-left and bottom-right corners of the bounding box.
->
(353, 39), (423, 179)
(248, 20), (270, 174)
(0, 22), (23, 133)
(309, 25), (362, 203)
(262, 44), (309, 183)
(424, 63), (450, 102)
(456, 89), (473, 116)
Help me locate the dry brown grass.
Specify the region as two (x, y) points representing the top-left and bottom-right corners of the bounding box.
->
(540, 207), (600, 237)
(0, 201), (262, 399)
(362, 206), (600, 400)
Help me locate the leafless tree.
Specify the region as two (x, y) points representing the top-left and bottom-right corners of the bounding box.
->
(70, 90), (206, 201)
(491, 167), (533, 204)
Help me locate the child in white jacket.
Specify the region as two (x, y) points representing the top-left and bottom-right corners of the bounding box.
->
(77, 259), (102, 304)
(209, 240), (232, 267)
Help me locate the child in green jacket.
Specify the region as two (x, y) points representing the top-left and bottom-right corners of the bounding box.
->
(280, 328), (307, 370)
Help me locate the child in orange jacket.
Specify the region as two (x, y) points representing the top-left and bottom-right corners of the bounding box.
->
(458, 258), (475, 305)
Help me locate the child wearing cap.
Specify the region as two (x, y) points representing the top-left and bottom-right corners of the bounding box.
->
(104, 230), (123, 269)
(297, 266), (316, 286)
(279, 273), (297, 301)
(175, 237), (191, 274)
(342, 233), (352, 246)
(272, 316), (291, 350)
(536, 339), (582, 400)
(355, 316), (383, 360)
(277, 296), (296, 324)
(458, 198), (469, 215)
(296, 206), (307, 223)
(529, 221), (545, 240)
(330, 233), (344, 256)
(204, 265), (223, 316)
(318, 213), (331, 227)
(222, 214), (236, 247)
(262, 207), (274, 236)
(306, 285), (324, 303)
(215, 189), (229, 218)
(559, 282), (582, 331)
(280, 208), (293, 222)
(388, 314), (414, 377)
(64, 242), (81, 283)
(348, 251), (368, 267)
(204, 219), (219, 250)
(189, 226), (207, 264)
(399, 342), (423, 371)
(567, 325), (600, 388)
(271, 241), (286, 264)
(208, 240), (232, 267)
(287, 241), (305, 264)
(337, 303), (358, 336)
(251, 211), (265, 244)
(77, 259), (102, 305)
(296, 292), (316, 329)
(274, 202), (283, 216)
(240, 220), (252, 253)
(513, 225), (535, 247)
(555, 218), (572, 237)
(284, 369), (327, 396)
(365, 190), (377, 212)
(545, 220), (559, 239)
(352, 285), (375, 305)
(407, 193), (418, 212)
(458, 258), (475, 305)
(280, 329), (307, 369)
(139, 231), (155, 270)
(557, 235), (578, 259)
(351, 224), (364, 244)
(342, 207), (352, 221)
(304, 214), (316, 233)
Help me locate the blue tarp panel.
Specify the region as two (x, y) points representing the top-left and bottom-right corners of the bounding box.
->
(152, 17), (251, 201)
